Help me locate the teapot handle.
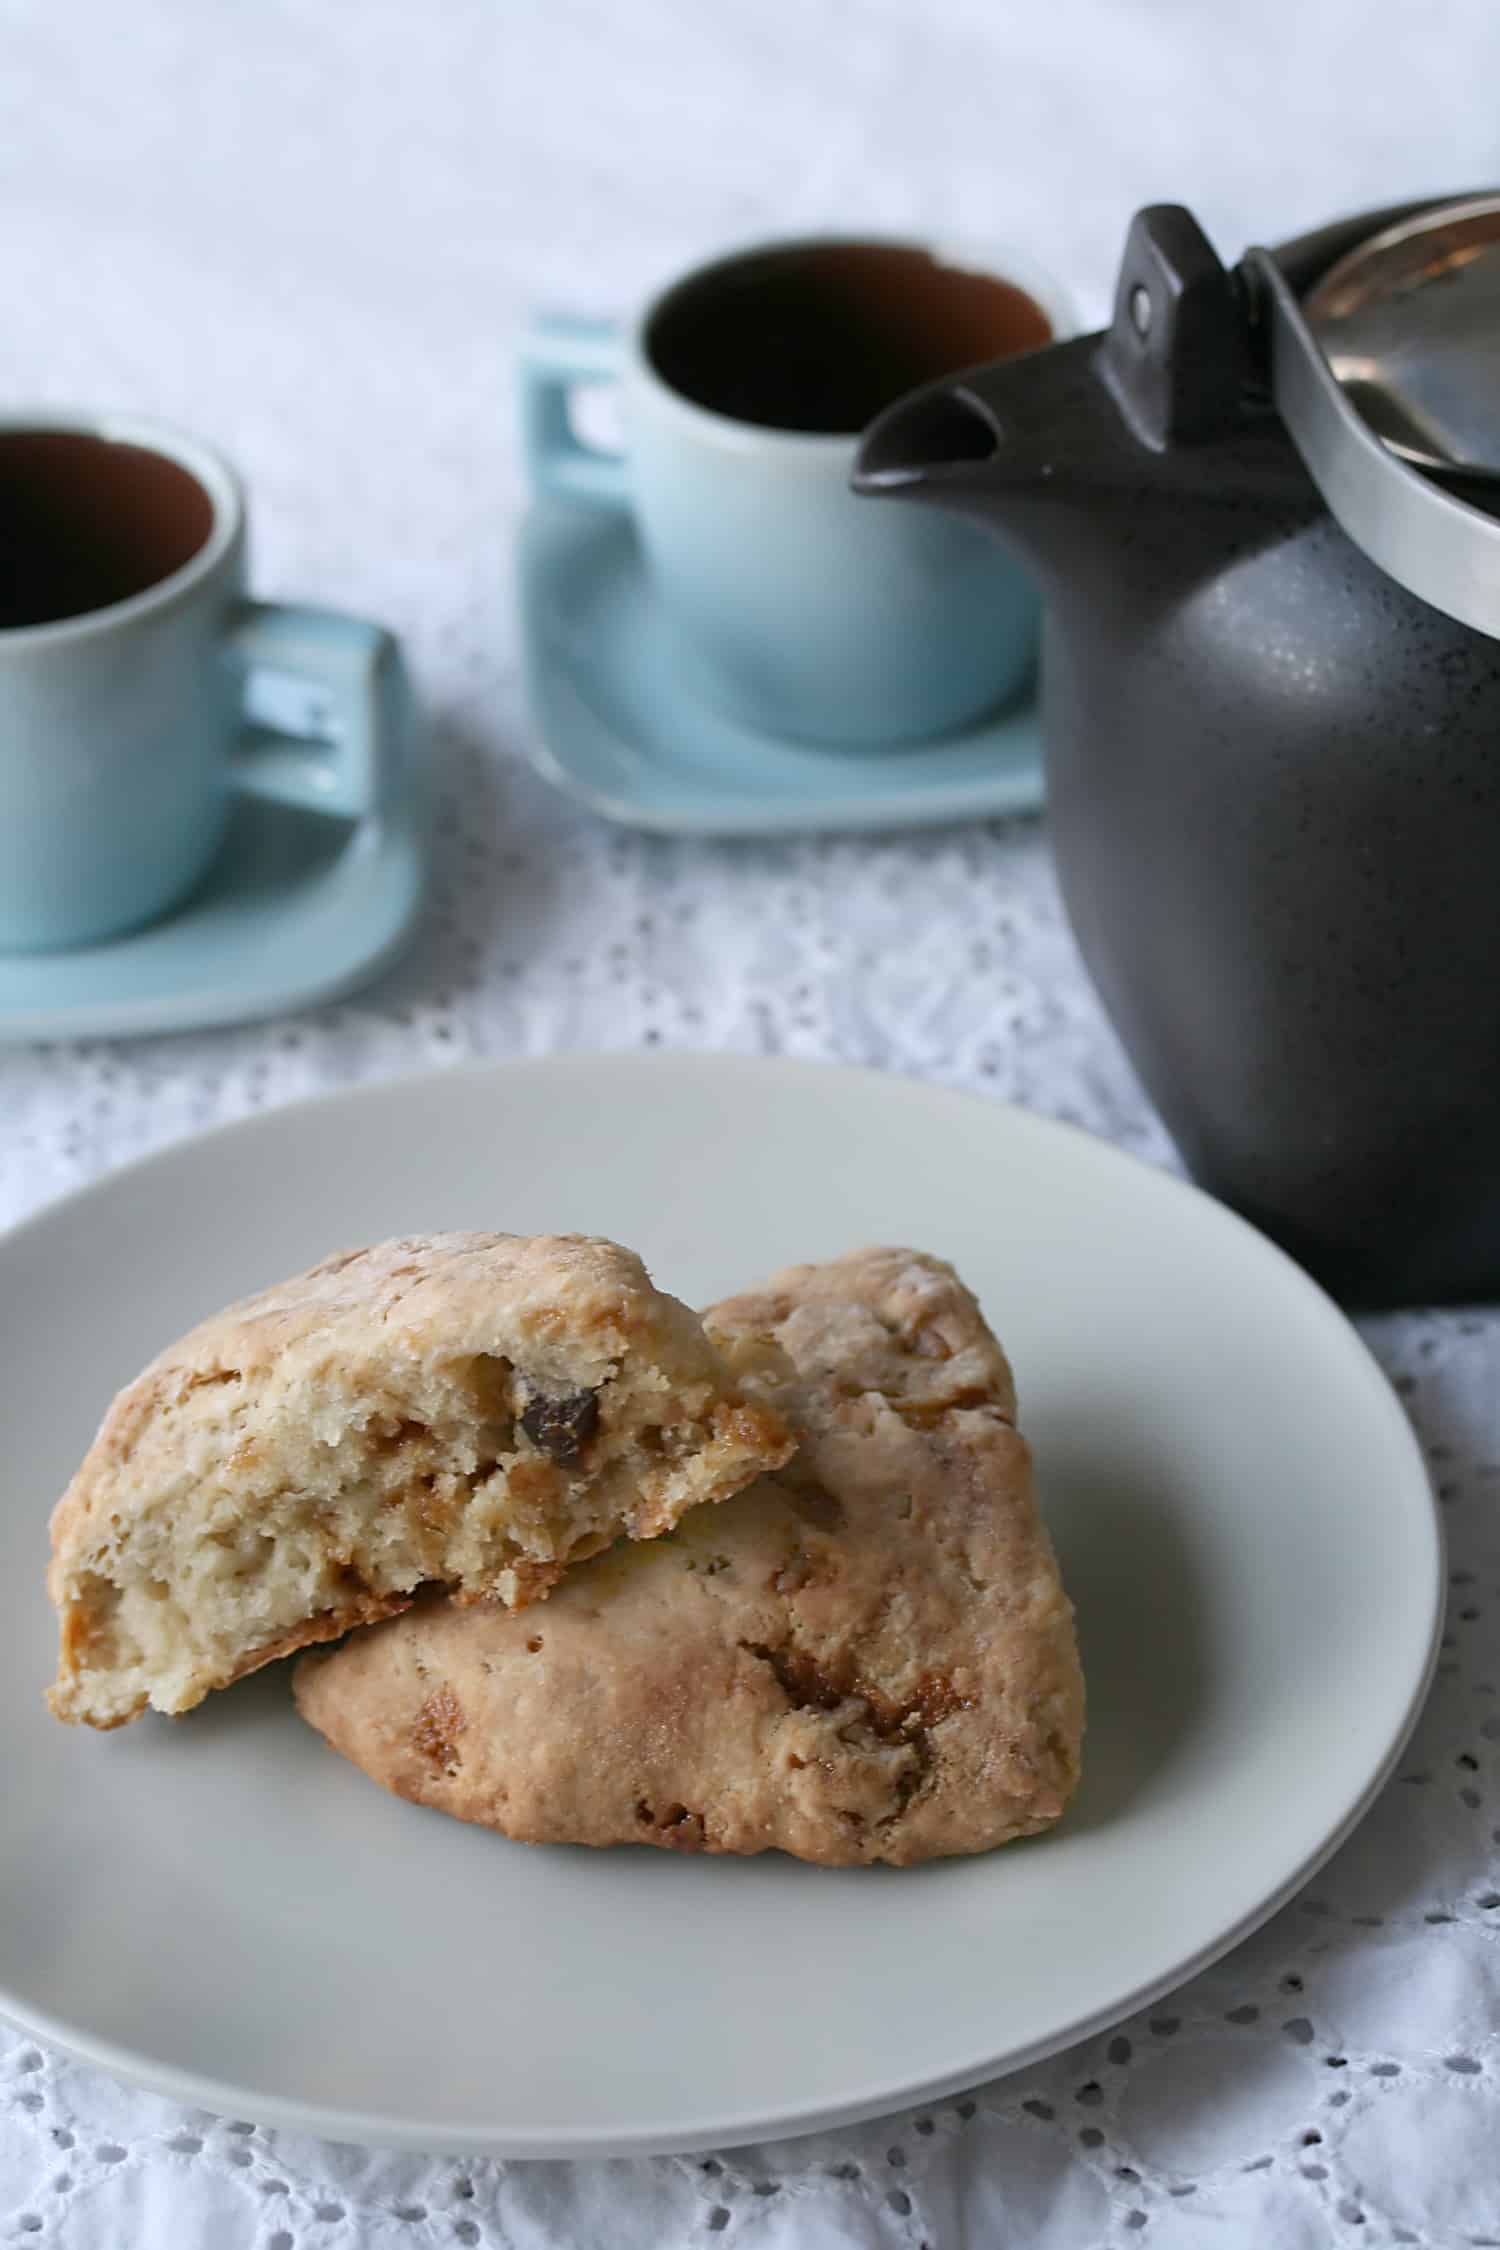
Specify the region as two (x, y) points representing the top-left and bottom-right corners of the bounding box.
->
(1099, 206), (1251, 450)
(1245, 246), (1500, 639)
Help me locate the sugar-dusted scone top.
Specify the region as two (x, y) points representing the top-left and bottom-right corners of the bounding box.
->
(48, 1232), (792, 1729)
(295, 1247), (1084, 1866)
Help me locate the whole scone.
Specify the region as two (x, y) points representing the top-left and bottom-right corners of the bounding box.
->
(48, 1232), (792, 1729)
(295, 1247), (1084, 1866)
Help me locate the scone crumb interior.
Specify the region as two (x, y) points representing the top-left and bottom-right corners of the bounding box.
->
(48, 1233), (792, 1728)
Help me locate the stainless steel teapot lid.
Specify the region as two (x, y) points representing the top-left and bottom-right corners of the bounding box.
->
(1243, 190), (1500, 638)
(1303, 194), (1500, 478)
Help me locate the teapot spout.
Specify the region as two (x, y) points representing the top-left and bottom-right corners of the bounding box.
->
(855, 206), (1275, 560)
(853, 374), (1006, 499)
(852, 333), (1126, 524)
(852, 336), (1123, 579)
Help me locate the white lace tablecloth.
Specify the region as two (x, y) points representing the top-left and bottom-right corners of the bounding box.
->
(3, 2), (1499, 2242)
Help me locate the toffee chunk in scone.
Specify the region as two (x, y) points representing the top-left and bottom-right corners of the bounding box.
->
(295, 1247), (1084, 1866)
(48, 1233), (792, 1729)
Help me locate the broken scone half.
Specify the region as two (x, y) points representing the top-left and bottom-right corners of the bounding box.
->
(295, 1247), (1085, 1866)
(48, 1232), (793, 1728)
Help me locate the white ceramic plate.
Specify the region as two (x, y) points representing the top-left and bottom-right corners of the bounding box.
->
(0, 1056), (1440, 2155)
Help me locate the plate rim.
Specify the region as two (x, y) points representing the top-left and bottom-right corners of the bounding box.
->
(0, 1052), (1444, 2154)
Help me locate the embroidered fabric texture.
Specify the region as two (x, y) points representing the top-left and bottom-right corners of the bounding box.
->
(3, 1), (1500, 2242)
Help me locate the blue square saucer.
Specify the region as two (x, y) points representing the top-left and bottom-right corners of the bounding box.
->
(518, 502), (1045, 837)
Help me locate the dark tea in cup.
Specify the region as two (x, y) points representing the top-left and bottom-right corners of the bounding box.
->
(646, 242), (1054, 435)
(0, 429), (215, 632)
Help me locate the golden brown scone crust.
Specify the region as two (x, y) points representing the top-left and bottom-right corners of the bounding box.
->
(295, 1248), (1084, 1865)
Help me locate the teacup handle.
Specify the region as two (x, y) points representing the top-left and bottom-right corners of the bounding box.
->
(519, 314), (629, 505)
(226, 604), (401, 820)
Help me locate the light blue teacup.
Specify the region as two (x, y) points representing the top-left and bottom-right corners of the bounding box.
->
(0, 415), (401, 953)
(521, 237), (1069, 748)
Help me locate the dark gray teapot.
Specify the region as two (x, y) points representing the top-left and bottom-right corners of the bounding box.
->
(855, 200), (1500, 1307)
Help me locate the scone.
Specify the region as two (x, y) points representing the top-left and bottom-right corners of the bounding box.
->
(47, 1233), (792, 1729)
(294, 1248), (1084, 1866)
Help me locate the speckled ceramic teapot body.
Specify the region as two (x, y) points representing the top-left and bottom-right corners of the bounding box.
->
(857, 202), (1500, 1306)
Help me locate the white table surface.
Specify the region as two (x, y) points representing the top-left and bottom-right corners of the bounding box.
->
(3, 2), (1499, 2243)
